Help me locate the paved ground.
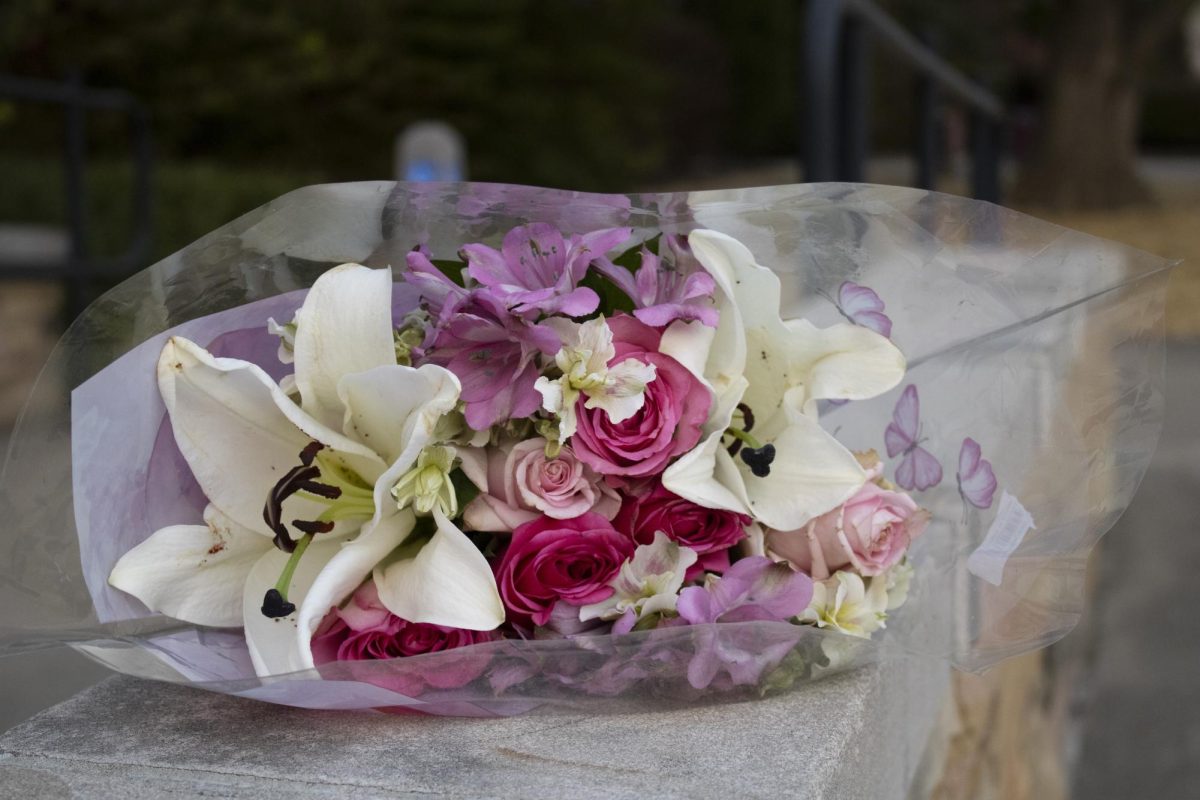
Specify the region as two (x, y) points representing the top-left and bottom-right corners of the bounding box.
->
(1070, 342), (1200, 798)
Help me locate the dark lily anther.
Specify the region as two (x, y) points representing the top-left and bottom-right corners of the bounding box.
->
(261, 588), (296, 618)
(263, 441), (340, 552)
(740, 443), (776, 478)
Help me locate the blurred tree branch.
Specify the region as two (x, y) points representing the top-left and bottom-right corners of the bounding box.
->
(1014, 0), (1193, 209)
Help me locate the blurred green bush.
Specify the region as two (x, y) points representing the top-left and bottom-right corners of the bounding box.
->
(0, 155), (322, 262)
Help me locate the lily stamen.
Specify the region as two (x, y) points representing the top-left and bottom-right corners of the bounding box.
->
(260, 442), (376, 619)
(296, 450), (375, 523)
(261, 532), (315, 618)
(263, 442), (339, 553)
(723, 406), (776, 478)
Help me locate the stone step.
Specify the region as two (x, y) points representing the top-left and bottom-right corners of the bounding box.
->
(0, 658), (948, 800)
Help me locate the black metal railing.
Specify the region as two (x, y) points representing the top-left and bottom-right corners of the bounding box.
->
(0, 72), (153, 318)
(801, 0), (1004, 202)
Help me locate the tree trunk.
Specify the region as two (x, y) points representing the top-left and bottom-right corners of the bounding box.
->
(1014, 0), (1153, 210)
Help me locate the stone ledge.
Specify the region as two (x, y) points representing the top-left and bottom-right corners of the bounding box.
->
(0, 657), (947, 800)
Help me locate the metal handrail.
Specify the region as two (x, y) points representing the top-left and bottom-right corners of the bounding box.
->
(802, 0), (1004, 201)
(0, 73), (154, 316)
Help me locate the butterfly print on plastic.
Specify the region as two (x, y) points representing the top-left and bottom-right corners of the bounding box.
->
(832, 281), (892, 338)
(884, 384), (943, 491)
(956, 437), (997, 511)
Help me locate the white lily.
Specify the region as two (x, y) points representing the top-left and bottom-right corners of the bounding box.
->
(534, 315), (657, 440)
(109, 264), (504, 678)
(579, 532), (698, 631)
(661, 230), (906, 531)
(799, 570), (889, 639)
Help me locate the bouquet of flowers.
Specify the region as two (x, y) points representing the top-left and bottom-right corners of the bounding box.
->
(0, 182), (1173, 714)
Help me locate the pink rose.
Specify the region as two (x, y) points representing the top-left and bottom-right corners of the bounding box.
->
(495, 512), (635, 628)
(571, 314), (711, 478)
(768, 482), (929, 578)
(460, 438), (619, 531)
(311, 581), (496, 695)
(614, 482), (750, 578)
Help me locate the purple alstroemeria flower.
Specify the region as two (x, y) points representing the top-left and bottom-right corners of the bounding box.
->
(675, 557), (813, 690)
(403, 248), (561, 431)
(594, 239), (719, 328)
(404, 248), (467, 326)
(403, 252), (561, 430)
(460, 223), (632, 317)
(677, 557), (813, 625)
(427, 291), (561, 430)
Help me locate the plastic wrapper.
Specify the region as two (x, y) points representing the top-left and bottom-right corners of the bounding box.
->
(0, 182), (1173, 715)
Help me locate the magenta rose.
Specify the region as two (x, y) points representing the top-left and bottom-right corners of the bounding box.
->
(614, 482), (750, 578)
(460, 438), (619, 531)
(495, 512), (635, 628)
(571, 314), (711, 478)
(768, 482), (930, 578)
(311, 581), (497, 695)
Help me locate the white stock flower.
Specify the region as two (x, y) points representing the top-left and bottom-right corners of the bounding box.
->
(799, 570), (889, 639)
(579, 532), (698, 631)
(109, 264), (503, 678)
(534, 315), (656, 440)
(390, 445), (458, 517)
(661, 229), (906, 532)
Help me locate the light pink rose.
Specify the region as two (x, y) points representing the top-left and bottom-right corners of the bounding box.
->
(767, 482), (929, 578)
(461, 438), (619, 531)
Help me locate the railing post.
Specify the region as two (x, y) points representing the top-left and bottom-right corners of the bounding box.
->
(970, 109), (1001, 203)
(63, 69), (89, 318)
(837, 16), (869, 182)
(802, 0), (844, 182)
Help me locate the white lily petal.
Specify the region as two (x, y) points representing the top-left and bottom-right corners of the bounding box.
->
(109, 507), (272, 628)
(360, 374), (464, 525)
(242, 534), (346, 676)
(374, 508), (504, 631)
(294, 510), (416, 665)
(688, 229), (904, 417)
(781, 318), (905, 404)
(159, 337), (384, 537)
(661, 429), (751, 515)
(686, 230), (749, 393)
(659, 319), (715, 390)
(456, 446), (488, 490)
(293, 264), (397, 429)
(742, 411), (866, 530)
(337, 363), (461, 465)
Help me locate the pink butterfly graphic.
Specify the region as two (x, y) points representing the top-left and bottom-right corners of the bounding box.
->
(956, 437), (997, 510)
(835, 281), (892, 338)
(885, 385), (943, 491)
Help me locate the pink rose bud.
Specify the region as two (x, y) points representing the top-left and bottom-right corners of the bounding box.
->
(495, 512), (635, 628)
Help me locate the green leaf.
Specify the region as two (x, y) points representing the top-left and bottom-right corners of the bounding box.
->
(579, 271), (635, 317)
(430, 258), (469, 288)
(450, 467), (481, 511)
